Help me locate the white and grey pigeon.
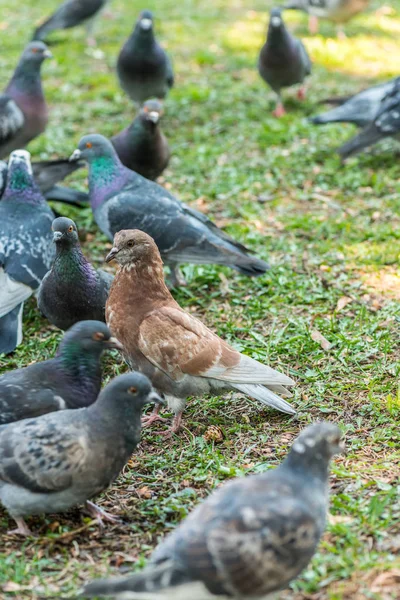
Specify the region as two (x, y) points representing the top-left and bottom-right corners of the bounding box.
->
(310, 78), (398, 128)
(70, 135), (269, 286)
(337, 78), (400, 159)
(258, 8), (311, 117)
(284, 0), (370, 35)
(0, 150), (55, 354)
(79, 422), (344, 599)
(0, 372), (163, 536)
(32, 0), (109, 46)
(0, 42), (51, 159)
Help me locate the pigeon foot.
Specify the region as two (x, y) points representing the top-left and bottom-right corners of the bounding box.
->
(297, 87), (306, 101)
(85, 501), (121, 527)
(309, 15), (319, 34)
(154, 412), (183, 437)
(8, 517), (32, 536)
(142, 405), (168, 428)
(273, 103), (286, 118)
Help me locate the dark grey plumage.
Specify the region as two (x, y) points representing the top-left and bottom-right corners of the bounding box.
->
(0, 42), (51, 159)
(117, 10), (174, 104)
(33, 0), (108, 45)
(311, 79), (397, 128)
(80, 422), (343, 599)
(70, 135), (269, 285)
(338, 78), (400, 159)
(0, 371), (162, 536)
(258, 8), (311, 117)
(0, 320), (121, 425)
(0, 150), (54, 355)
(38, 217), (113, 330)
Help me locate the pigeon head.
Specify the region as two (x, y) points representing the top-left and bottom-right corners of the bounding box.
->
(137, 9), (154, 32)
(106, 229), (160, 268)
(285, 422), (344, 478)
(3, 150), (43, 204)
(269, 7), (284, 29)
(71, 134), (119, 164)
(20, 41), (52, 66)
(139, 99), (164, 126)
(58, 320), (124, 356)
(96, 372), (164, 415)
(52, 217), (79, 246)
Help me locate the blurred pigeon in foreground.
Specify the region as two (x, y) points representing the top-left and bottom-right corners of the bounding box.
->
(0, 150), (54, 355)
(258, 8), (311, 117)
(0, 42), (51, 159)
(105, 230), (295, 436)
(0, 372), (162, 536)
(338, 79), (400, 159)
(0, 321), (121, 425)
(80, 422), (343, 599)
(38, 217), (113, 330)
(70, 135), (269, 286)
(117, 10), (174, 104)
(111, 100), (170, 180)
(33, 0), (109, 46)
(311, 79), (397, 128)
(284, 0), (370, 35)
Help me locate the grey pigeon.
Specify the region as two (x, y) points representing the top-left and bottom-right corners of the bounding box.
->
(284, 0), (370, 35)
(38, 217), (114, 330)
(258, 8), (311, 117)
(33, 0), (109, 46)
(0, 42), (51, 159)
(338, 78), (400, 159)
(0, 320), (122, 425)
(311, 78), (397, 128)
(70, 135), (269, 286)
(105, 230), (294, 436)
(117, 10), (174, 104)
(111, 100), (170, 180)
(79, 422), (344, 599)
(0, 150), (54, 355)
(0, 371), (162, 536)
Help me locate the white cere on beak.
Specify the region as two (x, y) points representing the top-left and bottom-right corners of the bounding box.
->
(140, 18), (153, 30)
(10, 150), (32, 174)
(271, 16), (282, 26)
(69, 149), (82, 162)
(148, 111), (160, 123)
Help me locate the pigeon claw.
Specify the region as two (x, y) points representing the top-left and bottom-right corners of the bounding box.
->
(7, 517), (32, 537)
(273, 103), (286, 118)
(85, 501), (122, 527)
(142, 406), (168, 428)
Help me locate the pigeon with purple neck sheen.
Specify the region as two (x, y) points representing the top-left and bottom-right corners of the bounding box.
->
(32, 0), (109, 46)
(0, 371), (163, 536)
(258, 8), (311, 117)
(0, 320), (122, 425)
(0, 150), (54, 355)
(0, 42), (51, 159)
(70, 134), (268, 286)
(117, 10), (174, 104)
(38, 217), (113, 330)
(79, 422), (343, 599)
(111, 99), (170, 180)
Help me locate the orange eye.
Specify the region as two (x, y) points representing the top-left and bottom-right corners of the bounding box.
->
(68, 225), (74, 232)
(31, 48), (39, 54)
(86, 142), (92, 149)
(93, 332), (105, 341)
(129, 386), (138, 394)
(143, 105), (149, 113)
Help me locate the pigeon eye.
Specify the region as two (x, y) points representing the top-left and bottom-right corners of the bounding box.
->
(68, 225), (74, 233)
(127, 240), (134, 247)
(86, 142), (92, 149)
(31, 48), (39, 54)
(128, 386), (138, 394)
(93, 332), (105, 341)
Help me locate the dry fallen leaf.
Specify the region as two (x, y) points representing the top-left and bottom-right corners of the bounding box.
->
(336, 296), (353, 312)
(328, 514), (354, 525)
(137, 486), (152, 499)
(370, 570), (400, 593)
(310, 328), (332, 351)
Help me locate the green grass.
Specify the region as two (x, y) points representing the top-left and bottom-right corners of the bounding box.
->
(1, 0), (400, 598)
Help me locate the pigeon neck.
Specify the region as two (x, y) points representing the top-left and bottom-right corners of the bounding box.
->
(55, 342), (102, 407)
(266, 26), (291, 52)
(3, 166), (44, 205)
(283, 449), (330, 483)
(6, 61), (45, 101)
(88, 155), (129, 209)
(131, 29), (156, 52)
(90, 395), (142, 448)
(54, 245), (98, 285)
(118, 256), (173, 305)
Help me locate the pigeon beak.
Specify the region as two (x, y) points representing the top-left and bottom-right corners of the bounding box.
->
(105, 247), (119, 263)
(140, 18), (153, 30)
(43, 49), (53, 59)
(148, 111), (160, 124)
(270, 16), (282, 27)
(53, 231), (63, 242)
(107, 336), (124, 351)
(147, 391), (165, 406)
(69, 149), (82, 162)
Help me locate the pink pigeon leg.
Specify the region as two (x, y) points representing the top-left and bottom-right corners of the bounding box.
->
(154, 412), (183, 438)
(297, 86), (307, 101)
(273, 101), (286, 118)
(142, 404), (168, 428)
(309, 15), (319, 34)
(7, 517), (32, 536)
(85, 501), (122, 526)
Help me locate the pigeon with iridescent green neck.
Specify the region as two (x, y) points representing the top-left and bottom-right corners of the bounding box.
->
(0, 42), (51, 159)
(38, 217), (113, 330)
(0, 320), (122, 425)
(70, 134), (269, 286)
(0, 150), (54, 355)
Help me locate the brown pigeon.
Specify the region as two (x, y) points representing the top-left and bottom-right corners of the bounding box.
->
(105, 230), (296, 436)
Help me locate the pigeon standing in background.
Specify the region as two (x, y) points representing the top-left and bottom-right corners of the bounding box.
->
(0, 321), (122, 425)
(284, 0), (370, 35)
(0, 42), (51, 159)
(32, 0), (109, 46)
(105, 230), (295, 436)
(0, 372), (163, 536)
(111, 100), (170, 180)
(0, 150), (54, 355)
(80, 422), (343, 599)
(310, 78), (397, 128)
(337, 79), (400, 159)
(70, 135), (269, 286)
(38, 217), (114, 330)
(258, 8), (311, 117)
(117, 10), (174, 104)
